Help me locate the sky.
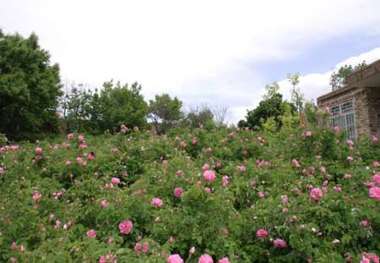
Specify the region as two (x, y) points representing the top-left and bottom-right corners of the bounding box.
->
(1, 0), (380, 123)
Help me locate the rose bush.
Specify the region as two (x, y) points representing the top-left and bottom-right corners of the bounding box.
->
(0, 126), (379, 262)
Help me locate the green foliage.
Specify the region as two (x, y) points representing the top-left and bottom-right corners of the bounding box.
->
(0, 31), (62, 140)
(149, 94), (183, 134)
(0, 126), (379, 262)
(96, 81), (148, 132)
(184, 106), (215, 129)
(287, 73), (304, 113)
(330, 61), (367, 90)
(241, 91), (296, 130)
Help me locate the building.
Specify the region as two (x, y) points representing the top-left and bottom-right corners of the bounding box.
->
(317, 59), (380, 139)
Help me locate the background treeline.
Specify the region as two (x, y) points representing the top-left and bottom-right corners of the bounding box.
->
(0, 30), (360, 141)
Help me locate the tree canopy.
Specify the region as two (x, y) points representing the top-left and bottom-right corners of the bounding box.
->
(0, 30), (62, 140)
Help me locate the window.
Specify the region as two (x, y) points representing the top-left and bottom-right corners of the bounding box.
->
(330, 99), (356, 139)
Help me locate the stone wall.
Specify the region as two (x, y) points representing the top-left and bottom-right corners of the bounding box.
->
(317, 86), (370, 137)
(367, 87), (380, 135)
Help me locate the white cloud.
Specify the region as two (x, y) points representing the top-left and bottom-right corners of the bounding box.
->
(1, 0), (380, 123)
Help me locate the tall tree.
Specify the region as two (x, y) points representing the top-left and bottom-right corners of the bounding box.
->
(0, 30), (62, 140)
(287, 73), (304, 113)
(148, 94), (183, 133)
(330, 61), (367, 90)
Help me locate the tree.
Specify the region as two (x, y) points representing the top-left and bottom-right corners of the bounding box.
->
(330, 61), (367, 90)
(0, 30), (62, 140)
(61, 83), (96, 132)
(239, 84), (296, 130)
(184, 105), (215, 129)
(96, 81), (148, 132)
(148, 94), (183, 133)
(287, 73), (304, 113)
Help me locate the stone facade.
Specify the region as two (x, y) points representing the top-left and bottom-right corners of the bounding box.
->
(317, 59), (380, 138)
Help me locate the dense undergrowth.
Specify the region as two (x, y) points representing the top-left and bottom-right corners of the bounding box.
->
(0, 126), (380, 262)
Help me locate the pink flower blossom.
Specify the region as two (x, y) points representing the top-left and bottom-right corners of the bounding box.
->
(347, 156), (354, 162)
(87, 152), (95, 160)
(87, 229), (96, 238)
(218, 258), (230, 263)
(361, 253), (379, 263)
(309, 187), (323, 201)
(142, 242), (149, 253)
(258, 191), (265, 198)
(175, 170), (184, 177)
(67, 133), (74, 140)
(372, 135), (379, 144)
(119, 220), (133, 234)
(256, 229), (269, 238)
(100, 199), (109, 208)
(151, 197), (163, 208)
(79, 143), (88, 149)
(360, 220), (369, 227)
(199, 254), (214, 263)
(204, 187), (212, 193)
(167, 254), (184, 263)
(369, 186), (380, 201)
(202, 163), (210, 171)
(333, 185), (342, 192)
(291, 159), (301, 168)
(111, 177), (121, 185)
(372, 174), (380, 185)
(32, 191), (42, 202)
(237, 165), (246, 172)
(222, 176), (230, 187)
(174, 187), (184, 198)
(35, 147), (43, 155)
(303, 131), (312, 137)
(273, 238), (288, 248)
(281, 195), (289, 205)
(203, 170), (216, 182)
(78, 134), (85, 143)
(99, 253), (117, 263)
(134, 242), (142, 254)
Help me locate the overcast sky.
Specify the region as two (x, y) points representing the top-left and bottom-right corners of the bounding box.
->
(1, 0), (380, 123)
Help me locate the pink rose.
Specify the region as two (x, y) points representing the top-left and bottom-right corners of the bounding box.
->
(303, 131), (312, 137)
(87, 229), (96, 238)
(199, 254), (214, 263)
(111, 177), (121, 185)
(281, 195), (289, 205)
(361, 253), (379, 263)
(151, 197), (163, 208)
(238, 165), (246, 172)
(333, 185), (342, 192)
(174, 187), (184, 198)
(256, 229), (269, 238)
(35, 147), (43, 155)
(67, 133), (74, 140)
(167, 254), (184, 263)
(273, 238), (287, 248)
(218, 258), (230, 263)
(372, 135), (379, 144)
(142, 242), (149, 253)
(258, 191), (265, 198)
(202, 163), (210, 171)
(222, 176), (230, 187)
(203, 170), (216, 182)
(175, 170), (184, 177)
(372, 174), (380, 185)
(369, 186), (380, 201)
(119, 219), (133, 234)
(99, 253), (117, 263)
(291, 159), (301, 168)
(32, 191), (42, 202)
(309, 187), (323, 201)
(100, 199), (109, 208)
(87, 152), (95, 160)
(134, 242), (142, 254)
